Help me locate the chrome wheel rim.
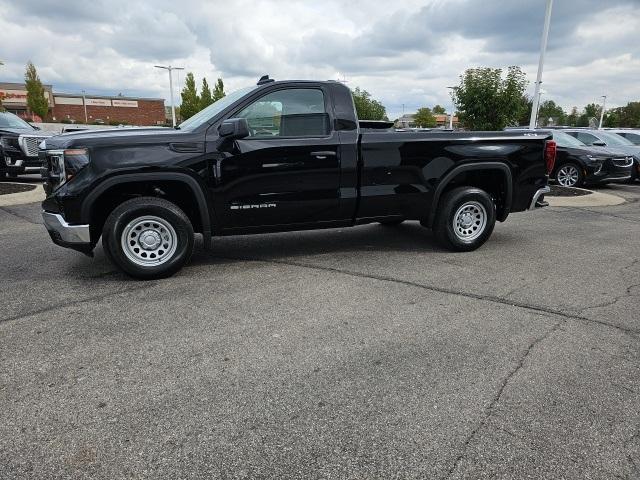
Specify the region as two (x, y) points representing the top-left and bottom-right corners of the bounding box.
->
(121, 215), (177, 267)
(557, 165), (579, 186)
(452, 201), (487, 242)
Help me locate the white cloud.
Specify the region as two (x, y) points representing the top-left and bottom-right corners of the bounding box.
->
(0, 0), (638, 121)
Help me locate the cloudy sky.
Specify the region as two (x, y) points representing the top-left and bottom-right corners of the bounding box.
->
(1, 0), (638, 120)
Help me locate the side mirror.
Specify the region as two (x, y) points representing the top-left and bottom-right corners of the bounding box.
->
(218, 118), (249, 140)
(592, 140), (606, 146)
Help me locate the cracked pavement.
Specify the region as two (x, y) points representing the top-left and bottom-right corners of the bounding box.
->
(1, 183), (639, 479)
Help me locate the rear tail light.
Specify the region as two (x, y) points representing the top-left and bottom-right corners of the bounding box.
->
(545, 140), (556, 175)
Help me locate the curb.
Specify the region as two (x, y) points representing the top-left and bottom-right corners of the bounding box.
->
(0, 183), (45, 207)
(547, 188), (625, 207)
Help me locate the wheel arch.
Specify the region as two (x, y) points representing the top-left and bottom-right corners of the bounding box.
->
(81, 172), (213, 249)
(426, 162), (512, 228)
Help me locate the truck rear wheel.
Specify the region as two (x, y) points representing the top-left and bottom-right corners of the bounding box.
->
(433, 187), (496, 251)
(102, 197), (194, 279)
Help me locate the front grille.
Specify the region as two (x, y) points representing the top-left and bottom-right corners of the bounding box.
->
(18, 134), (49, 157)
(613, 157), (634, 168)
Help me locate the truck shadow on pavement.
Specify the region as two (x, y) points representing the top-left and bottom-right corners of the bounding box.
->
(191, 221), (464, 267)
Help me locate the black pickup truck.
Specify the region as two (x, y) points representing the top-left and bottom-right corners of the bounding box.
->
(41, 77), (555, 279)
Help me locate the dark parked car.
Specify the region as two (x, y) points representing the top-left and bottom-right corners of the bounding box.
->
(41, 77), (555, 279)
(607, 129), (640, 146)
(563, 129), (640, 182)
(0, 111), (52, 178)
(550, 131), (633, 187)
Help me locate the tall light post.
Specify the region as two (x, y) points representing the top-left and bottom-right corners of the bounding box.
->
(155, 65), (184, 127)
(447, 86), (455, 130)
(82, 90), (88, 124)
(598, 95), (607, 129)
(534, 88), (546, 127)
(529, 0), (554, 130)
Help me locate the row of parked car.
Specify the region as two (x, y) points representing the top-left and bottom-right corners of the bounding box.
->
(506, 127), (640, 187)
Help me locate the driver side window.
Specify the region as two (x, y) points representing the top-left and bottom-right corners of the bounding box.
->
(236, 88), (329, 138)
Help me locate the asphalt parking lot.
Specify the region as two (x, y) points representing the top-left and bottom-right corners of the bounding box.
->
(1, 182), (639, 479)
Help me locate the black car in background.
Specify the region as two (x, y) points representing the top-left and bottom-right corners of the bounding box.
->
(550, 131), (633, 187)
(0, 111), (52, 178)
(607, 129), (640, 146)
(563, 129), (640, 182)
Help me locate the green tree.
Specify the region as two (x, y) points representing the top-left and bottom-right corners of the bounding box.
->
(413, 107), (437, 127)
(452, 66), (528, 130)
(24, 61), (49, 120)
(584, 103), (601, 119)
(603, 109), (620, 128)
(200, 78), (213, 110)
(576, 112), (591, 127)
(351, 87), (387, 120)
(180, 72), (200, 120)
(516, 95), (533, 126)
(617, 102), (640, 127)
(537, 100), (566, 126)
(432, 104), (446, 115)
(566, 106), (579, 126)
(213, 78), (225, 101)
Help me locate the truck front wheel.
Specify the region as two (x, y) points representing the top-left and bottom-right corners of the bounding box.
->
(102, 197), (194, 279)
(433, 187), (496, 252)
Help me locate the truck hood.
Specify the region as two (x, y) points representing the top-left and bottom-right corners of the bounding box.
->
(44, 127), (180, 149)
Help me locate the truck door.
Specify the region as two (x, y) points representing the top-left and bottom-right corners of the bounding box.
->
(211, 87), (342, 229)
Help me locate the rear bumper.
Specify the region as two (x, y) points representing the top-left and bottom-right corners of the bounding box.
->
(528, 186), (550, 210)
(42, 211), (90, 244)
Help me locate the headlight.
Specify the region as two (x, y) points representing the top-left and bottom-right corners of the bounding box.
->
(63, 148), (90, 181)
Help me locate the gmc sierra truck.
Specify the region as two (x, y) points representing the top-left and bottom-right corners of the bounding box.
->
(41, 76), (556, 279)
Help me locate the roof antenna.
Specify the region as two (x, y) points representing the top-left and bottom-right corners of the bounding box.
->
(257, 75), (275, 85)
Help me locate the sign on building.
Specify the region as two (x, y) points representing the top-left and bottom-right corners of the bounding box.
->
(112, 99), (138, 108)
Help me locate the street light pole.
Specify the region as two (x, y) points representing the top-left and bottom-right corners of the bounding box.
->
(82, 90), (88, 124)
(529, 0), (553, 129)
(447, 86), (455, 130)
(598, 95), (607, 129)
(155, 65), (184, 127)
(534, 89), (546, 127)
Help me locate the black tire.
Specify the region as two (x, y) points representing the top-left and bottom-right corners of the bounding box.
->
(554, 162), (584, 188)
(102, 196), (194, 280)
(378, 219), (405, 226)
(433, 187), (496, 252)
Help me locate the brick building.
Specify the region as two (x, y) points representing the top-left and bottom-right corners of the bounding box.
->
(52, 93), (166, 125)
(0, 82), (165, 126)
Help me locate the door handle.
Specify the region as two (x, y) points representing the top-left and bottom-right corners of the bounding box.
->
(310, 151), (337, 160)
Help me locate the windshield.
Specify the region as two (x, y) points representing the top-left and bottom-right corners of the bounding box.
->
(596, 131), (635, 147)
(0, 112), (33, 129)
(553, 131), (586, 148)
(178, 85), (259, 131)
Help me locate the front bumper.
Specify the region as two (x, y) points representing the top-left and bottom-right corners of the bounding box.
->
(2, 152), (42, 175)
(42, 211), (91, 245)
